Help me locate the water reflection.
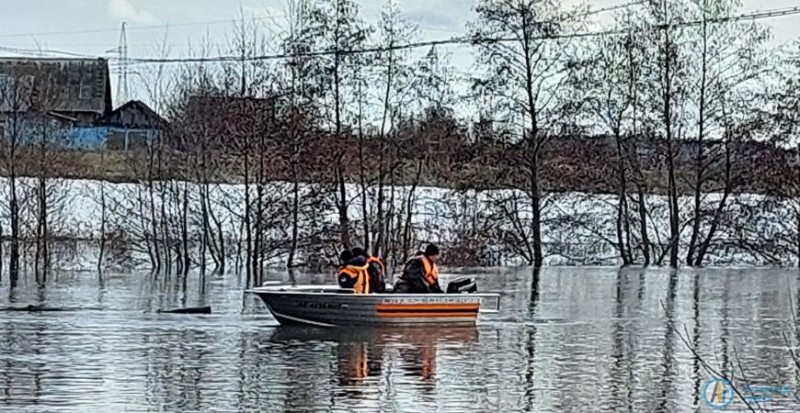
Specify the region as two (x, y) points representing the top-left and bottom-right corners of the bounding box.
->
(2, 268), (800, 411)
(271, 327), (477, 386)
(656, 270), (679, 412)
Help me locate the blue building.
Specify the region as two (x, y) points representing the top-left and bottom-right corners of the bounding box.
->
(95, 100), (168, 151)
(0, 57), (166, 150)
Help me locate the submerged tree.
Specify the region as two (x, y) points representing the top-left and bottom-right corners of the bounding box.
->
(471, 0), (586, 267)
(572, 7), (649, 265)
(298, 0), (371, 249)
(682, 0), (770, 266)
(642, 0), (694, 267)
(0, 66), (27, 286)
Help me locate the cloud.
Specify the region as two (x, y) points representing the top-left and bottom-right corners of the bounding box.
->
(108, 0), (159, 25)
(240, 5), (286, 28)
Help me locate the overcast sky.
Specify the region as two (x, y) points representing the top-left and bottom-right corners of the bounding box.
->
(1, 0), (799, 108)
(2, 0), (799, 55)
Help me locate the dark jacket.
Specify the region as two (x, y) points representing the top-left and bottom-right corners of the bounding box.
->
(394, 256), (442, 294)
(366, 256), (386, 293)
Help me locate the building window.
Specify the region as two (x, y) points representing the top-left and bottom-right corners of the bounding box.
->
(79, 81), (91, 100)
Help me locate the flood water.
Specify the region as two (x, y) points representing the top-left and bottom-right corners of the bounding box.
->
(1, 267), (800, 412)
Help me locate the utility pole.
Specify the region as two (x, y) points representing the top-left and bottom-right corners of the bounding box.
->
(116, 21), (128, 107)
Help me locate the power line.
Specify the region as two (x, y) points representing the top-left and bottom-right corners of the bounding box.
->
(0, 14), (287, 39)
(416, 1), (648, 34)
(580, 0), (648, 17)
(0, 45), (98, 58)
(121, 6), (800, 65)
(0, 1), (640, 41)
(0, 1), (645, 59)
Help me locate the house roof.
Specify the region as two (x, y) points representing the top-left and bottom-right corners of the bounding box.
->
(98, 100), (168, 129)
(0, 57), (112, 115)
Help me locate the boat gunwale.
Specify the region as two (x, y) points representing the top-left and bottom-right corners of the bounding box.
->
(246, 284), (500, 299)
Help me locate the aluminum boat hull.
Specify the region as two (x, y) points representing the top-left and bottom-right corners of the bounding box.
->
(248, 284), (499, 327)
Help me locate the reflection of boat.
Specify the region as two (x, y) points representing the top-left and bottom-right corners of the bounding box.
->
(268, 325), (479, 344)
(269, 326), (479, 383)
(248, 283), (500, 327)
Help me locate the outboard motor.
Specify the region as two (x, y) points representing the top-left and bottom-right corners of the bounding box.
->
(446, 276), (478, 294)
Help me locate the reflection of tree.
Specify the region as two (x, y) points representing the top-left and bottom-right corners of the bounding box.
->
(397, 338), (437, 385)
(524, 267), (541, 411)
(283, 347), (320, 410)
(691, 272), (702, 407)
(609, 269), (633, 411)
(143, 329), (208, 411)
(657, 270), (678, 411)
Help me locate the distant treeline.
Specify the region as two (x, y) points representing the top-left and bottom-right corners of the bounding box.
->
(3, 0), (800, 288)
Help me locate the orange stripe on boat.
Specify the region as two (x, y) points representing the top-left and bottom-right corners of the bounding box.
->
(377, 312), (478, 318)
(376, 303), (480, 312)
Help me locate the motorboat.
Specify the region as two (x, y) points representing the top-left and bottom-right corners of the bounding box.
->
(247, 280), (500, 327)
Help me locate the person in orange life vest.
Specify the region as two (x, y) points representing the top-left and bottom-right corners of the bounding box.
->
(351, 247), (386, 293)
(394, 244), (443, 294)
(337, 249), (371, 294)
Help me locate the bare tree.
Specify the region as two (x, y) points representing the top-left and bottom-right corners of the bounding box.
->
(471, 0), (585, 267)
(0, 66), (29, 286)
(300, 0), (371, 249)
(684, 0), (770, 266)
(644, 0), (693, 267)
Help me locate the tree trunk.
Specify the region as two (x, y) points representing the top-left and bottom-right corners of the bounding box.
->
(36, 120), (49, 283)
(332, 4), (350, 250)
(287, 173), (300, 268)
(694, 127), (732, 266)
(9, 164), (18, 287)
(687, 11), (708, 266)
(200, 184), (209, 280)
(358, 95), (370, 251)
(181, 182), (192, 277)
(209, 197), (225, 274)
(373, 143), (386, 257)
(255, 131), (267, 285)
(626, 36), (650, 266)
(287, 114), (300, 269)
(667, 140), (680, 268)
(98, 179), (107, 275)
(148, 142), (161, 274)
(662, 7), (680, 268)
(336, 162), (351, 249)
(615, 130), (631, 266)
(521, 12), (544, 268)
(243, 150), (252, 287)
(402, 160), (424, 263)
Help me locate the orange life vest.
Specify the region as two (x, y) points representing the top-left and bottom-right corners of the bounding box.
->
(340, 264), (370, 294)
(366, 256), (385, 275)
(418, 255), (438, 289)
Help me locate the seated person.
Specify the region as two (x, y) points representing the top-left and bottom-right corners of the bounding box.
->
(337, 249), (370, 294)
(394, 244), (443, 294)
(352, 247), (386, 293)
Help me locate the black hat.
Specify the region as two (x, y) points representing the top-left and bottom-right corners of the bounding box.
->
(424, 244), (440, 256)
(339, 249), (354, 263)
(351, 247), (367, 258)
